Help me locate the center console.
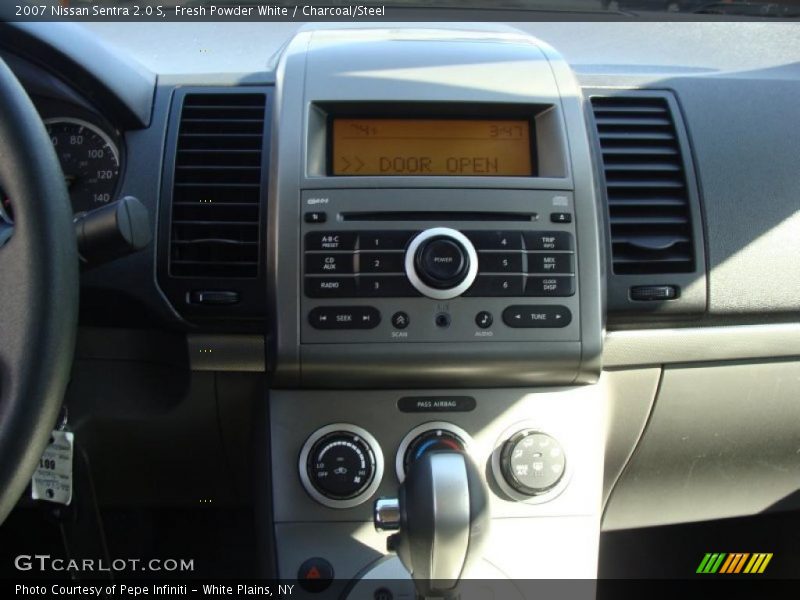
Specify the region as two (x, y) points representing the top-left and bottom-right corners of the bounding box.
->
(265, 26), (606, 596)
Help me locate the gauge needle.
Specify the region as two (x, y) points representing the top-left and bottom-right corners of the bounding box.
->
(63, 174), (77, 190)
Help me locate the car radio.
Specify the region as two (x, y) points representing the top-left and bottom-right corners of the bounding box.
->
(300, 188), (580, 344)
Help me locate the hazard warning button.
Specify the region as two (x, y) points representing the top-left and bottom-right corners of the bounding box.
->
(297, 557), (334, 593)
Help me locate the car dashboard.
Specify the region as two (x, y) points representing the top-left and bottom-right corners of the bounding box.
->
(1, 19), (799, 588)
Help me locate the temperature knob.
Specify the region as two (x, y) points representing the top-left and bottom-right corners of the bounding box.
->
(395, 422), (473, 482)
(299, 424), (384, 509)
(500, 430), (566, 496)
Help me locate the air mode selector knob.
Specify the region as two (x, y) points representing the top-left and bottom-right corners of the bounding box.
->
(405, 228), (479, 300)
(500, 430), (566, 496)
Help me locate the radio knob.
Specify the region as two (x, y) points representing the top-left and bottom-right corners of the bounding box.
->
(415, 237), (468, 289)
(405, 228), (479, 300)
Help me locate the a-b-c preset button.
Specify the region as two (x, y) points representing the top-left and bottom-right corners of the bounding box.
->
(309, 306), (380, 330)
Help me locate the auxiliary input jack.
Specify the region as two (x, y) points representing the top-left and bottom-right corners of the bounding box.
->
(435, 313), (451, 328)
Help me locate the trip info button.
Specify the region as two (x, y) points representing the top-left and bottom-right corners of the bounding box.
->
(502, 305), (572, 328)
(309, 306), (381, 330)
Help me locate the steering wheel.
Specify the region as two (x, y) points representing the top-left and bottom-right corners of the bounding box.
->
(0, 58), (79, 524)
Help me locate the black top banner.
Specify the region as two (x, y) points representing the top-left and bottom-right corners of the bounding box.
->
(3, 0), (800, 22)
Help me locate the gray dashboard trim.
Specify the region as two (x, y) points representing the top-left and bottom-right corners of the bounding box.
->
(184, 322), (800, 373)
(3, 22), (155, 128)
(604, 323), (800, 367)
(188, 334), (266, 372)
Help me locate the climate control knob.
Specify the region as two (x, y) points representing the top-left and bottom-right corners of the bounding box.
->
(299, 424), (384, 509)
(500, 430), (566, 496)
(395, 422), (473, 482)
(405, 228), (478, 300)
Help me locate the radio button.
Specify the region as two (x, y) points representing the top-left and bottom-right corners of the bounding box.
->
(524, 231), (574, 251)
(305, 232), (357, 251)
(305, 253), (354, 275)
(359, 252), (405, 274)
(464, 275), (524, 297)
(309, 306), (380, 330)
(525, 276), (576, 297)
(478, 252), (523, 273)
(465, 231), (523, 251)
(305, 277), (357, 298)
(502, 305), (572, 328)
(359, 275), (420, 297)
(359, 231), (414, 251)
(527, 253), (574, 274)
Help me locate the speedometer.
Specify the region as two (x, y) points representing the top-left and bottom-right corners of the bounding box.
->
(44, 118), (121, 214)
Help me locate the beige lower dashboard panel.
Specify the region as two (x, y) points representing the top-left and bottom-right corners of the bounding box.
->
(603, 360), (800, 531)
(604, 323), (800, 367)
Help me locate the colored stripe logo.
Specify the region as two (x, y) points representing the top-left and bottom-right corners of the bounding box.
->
(696, 553), (773, 574)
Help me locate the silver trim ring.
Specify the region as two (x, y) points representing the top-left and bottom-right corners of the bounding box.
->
(299, 423), (384, 510)
(395, 421), (474, 483)
(404, 227), (479, 300)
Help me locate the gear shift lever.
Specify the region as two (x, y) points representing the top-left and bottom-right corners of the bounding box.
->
(375, 451), (488, 598)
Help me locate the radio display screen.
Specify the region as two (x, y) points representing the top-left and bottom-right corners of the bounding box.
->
(330, 118), (534, 176)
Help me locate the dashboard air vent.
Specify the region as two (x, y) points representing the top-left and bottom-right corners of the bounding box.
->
(591, 95), (695, 275)
(169, 92), (266, 278)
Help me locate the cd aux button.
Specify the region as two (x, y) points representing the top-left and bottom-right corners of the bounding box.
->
(305, 253), (355, 275)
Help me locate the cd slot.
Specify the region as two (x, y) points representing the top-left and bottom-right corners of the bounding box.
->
(340, 211), (536, 222)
